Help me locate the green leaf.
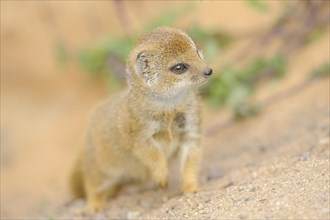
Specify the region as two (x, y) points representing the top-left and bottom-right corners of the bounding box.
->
(233, 103), (262, 119)
(269, 54), (286, 77)
(78, 49), (106, 74)
(188, 25), (233, 62)
(311, 61), (330, 78)
(245, 0), (268, 12)
(305, 27), (326, 44)
(55, 39), (68, 65)
(204, 39), (220, 61)
(227, 84), (251, 108)
(146, 2), (195, 30)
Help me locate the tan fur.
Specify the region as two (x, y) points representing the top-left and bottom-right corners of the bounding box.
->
(69, 27), (212, 213)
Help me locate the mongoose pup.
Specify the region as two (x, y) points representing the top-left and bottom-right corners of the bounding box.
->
(70, 27), (213, 212)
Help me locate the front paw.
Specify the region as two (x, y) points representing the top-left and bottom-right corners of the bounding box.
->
(183, 182), (200, 193)
(152, 167), (168, 189)
(85, 200), (104, 214)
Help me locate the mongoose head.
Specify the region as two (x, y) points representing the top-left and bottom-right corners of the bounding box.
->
(127, 27), (212, 97)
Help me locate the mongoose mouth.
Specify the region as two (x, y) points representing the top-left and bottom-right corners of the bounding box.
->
(201, 78), (210, 85)
(197, 77), (210, 86)
(191, 75), (209, 85)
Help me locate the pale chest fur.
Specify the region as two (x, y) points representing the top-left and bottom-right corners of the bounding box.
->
(150, 112), (186, 158)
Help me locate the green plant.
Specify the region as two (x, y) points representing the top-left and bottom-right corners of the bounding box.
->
(310, 61), (330, 78)
(202, 54), (286, 118)
(245, 0), (268, 12)
(55, 38), (68, 65)
(188, 25), (233, 62)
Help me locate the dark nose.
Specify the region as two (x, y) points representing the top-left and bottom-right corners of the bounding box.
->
(203, 68), (213, 76)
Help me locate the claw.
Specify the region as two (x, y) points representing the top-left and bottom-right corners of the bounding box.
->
(159, 179), (168, 189)
(183, 183), (199, 193)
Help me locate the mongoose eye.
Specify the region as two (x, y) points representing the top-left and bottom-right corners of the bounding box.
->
(171, 63), (188, 74)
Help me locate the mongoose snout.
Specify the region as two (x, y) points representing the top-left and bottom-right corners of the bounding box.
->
(203, 68), (213, 77)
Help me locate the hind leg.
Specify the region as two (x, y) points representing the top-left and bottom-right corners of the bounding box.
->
(106, 183), (123, 198)
(85, 178), (123, 213)
(84, 178), (107, 213)
(82, 161), (121, 214)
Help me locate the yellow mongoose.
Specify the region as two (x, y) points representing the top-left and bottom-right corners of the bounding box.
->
(70, 27), (213, 212)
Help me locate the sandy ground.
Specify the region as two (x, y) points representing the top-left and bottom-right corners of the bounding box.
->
(56, 53), (330, 219)
(1, 1), (329, 219)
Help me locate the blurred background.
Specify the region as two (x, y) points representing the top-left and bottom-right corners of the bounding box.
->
(1, 1), (329, 219)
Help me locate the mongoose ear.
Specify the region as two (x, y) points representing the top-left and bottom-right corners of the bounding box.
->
(135, 51), (147, 74)
(135, 50), (158, 86)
